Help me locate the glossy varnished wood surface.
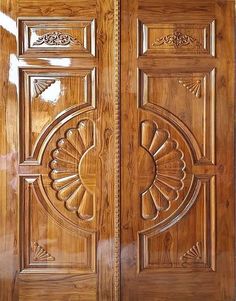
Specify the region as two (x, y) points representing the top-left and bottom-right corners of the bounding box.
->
(121, 0), (235, 300)
(0, 0), (118, 300)
(0, 0), (235, 300)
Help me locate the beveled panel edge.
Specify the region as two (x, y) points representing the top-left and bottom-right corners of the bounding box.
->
(137, 19), (216, 58)
(17, 17), (96, 58)
(137, 67), (216, 165)
(19, 176), (97, 274)
(137, 176), (216, 273)
(18, 67), (96, 165)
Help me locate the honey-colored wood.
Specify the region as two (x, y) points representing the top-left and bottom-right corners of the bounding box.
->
(121, 0), (235, 300)
(0, 0), (235, 300)
(0, 0), (118, 300)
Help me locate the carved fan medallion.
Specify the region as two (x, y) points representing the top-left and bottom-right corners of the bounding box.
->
(33, 79), (56, 97)
(49, 119), (95, 220)
(178, 79), (202, 98)
(141, 120), (186, 220)
(180, 242), (202, 262)
(32, 242), (55, 261)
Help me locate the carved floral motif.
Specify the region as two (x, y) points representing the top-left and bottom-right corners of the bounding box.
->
(141, 120), (186, 220)
(152, 31), (201, 49)
(49, 119), (94, 220)
(33, 31), (81, 46)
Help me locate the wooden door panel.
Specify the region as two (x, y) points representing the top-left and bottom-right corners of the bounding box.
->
(121, 0), (234, 300)
(18, 18), (96, 57)
(0, 0), (118, 300)
(138, 20), (215, 57)
(17, 14), (99, 295)
(0, 0), (235, 300)
(138, 67), (216, 164)
(19, 67), (96, 163)
(20, 175), (96, 273)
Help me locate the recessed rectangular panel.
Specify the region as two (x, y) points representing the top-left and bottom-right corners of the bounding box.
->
(18, 18), (96, 57)
(20, 177), (96, 274)
(139, 68), (215, 164)
(138, 20), (215, 57)
(19, 68), (96, 164)
(138, 177), (215, 272)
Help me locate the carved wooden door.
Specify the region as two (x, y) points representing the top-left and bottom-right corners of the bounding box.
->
(120, 0), (235, 300)
(0, 0), (119, 300)
(0, 0), (235, 300)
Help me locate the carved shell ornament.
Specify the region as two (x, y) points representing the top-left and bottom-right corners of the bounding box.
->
(141, 120), (186, 220)
(178, 79), (202, 98)
(152, 31), (201, 49)
(33, 79), (56, 97)
(180, 242), (202, 261)
(32, 242), (55, 261)
(33, 31), (82, 46)
(49, 119), (94, 220)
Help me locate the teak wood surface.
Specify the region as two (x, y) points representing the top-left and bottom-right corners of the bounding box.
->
(0, 0), (235, 300)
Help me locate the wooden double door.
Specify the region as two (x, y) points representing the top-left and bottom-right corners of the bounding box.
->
(0, 0), (235, 300)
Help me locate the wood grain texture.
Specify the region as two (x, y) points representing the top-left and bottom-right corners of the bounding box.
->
(0, 0), (235, 300)
(138, 19), (215, 57)
(18, 18), (96, 57)
(121, 0), (235, 300)
(19, 67), (96, 163)
(0, 0), (118, 300)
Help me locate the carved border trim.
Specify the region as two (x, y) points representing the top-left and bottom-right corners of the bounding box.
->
(114, 0), (120, 299)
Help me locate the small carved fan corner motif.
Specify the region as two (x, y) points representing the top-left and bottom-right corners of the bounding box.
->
(180, 242), (202, 262)
(33, 79), (56, 98)
(32, 242), (55, 262)
(178, 78), (202, 98)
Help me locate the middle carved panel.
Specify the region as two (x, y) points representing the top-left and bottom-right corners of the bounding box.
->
(19, 68), (96, 163)
(138, 68), (216, 164)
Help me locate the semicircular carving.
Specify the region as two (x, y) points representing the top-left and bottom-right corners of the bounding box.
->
(141, 120), (186, 220)
(49, 119), (95, 221)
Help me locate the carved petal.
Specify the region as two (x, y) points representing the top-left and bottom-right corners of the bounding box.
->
(57, 179), (82, 201)
(142, 190), (158, 220)
(78, 191), (94, 220)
